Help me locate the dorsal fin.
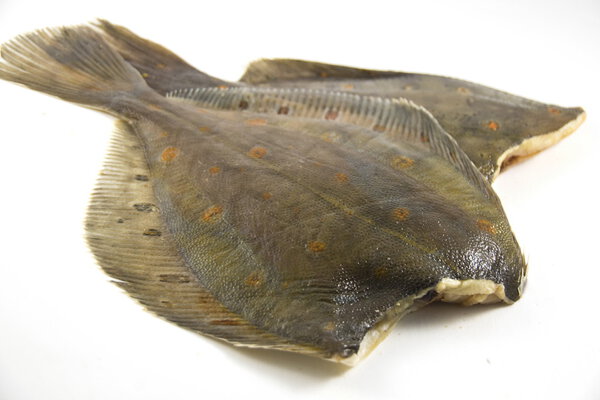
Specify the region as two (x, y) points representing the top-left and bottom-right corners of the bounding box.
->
(168, 87), (497, 201)
(240, 59), (401, 85)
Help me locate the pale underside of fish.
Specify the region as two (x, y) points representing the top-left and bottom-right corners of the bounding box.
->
(1, 24), (535, 365)
(95, 20), (586, 182)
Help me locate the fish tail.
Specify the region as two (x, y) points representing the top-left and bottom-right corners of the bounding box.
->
(93, 19), (227, 94)
(0, 24), (149, 115)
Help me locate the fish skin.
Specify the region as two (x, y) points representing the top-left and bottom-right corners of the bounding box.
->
(0, 24), (526, 363)
(94, 20), (585, 182)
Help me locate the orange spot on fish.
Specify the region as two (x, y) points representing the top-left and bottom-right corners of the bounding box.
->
(209, 166), (221, 174)
(148, 104), (162, 111)
(320, 72), (328, 78)
(392, 207), (410, 221)
(341, 83), (354, 90)
(218, 85), (228, 90)
(391, 155), (414, 169)
(477, 219), (497, 234)
(307, 240), (327, 253)
(373, 124), (386, 132)
(202, 205), (223, 222)
(262, 192), (273, 200)
(141, 72), (149, 78)
(156, 63), (166, 69)
(323, 321), (336, 332)
(456, 87), (471, 94)
(548, 107), (561, 115)
(374, 266), (388, 278)
(160, 147), (179, 162)
(325, 110), (339, 120)
(198, 126), (211, 133)
(402, 84), (415, 91)
(487, 120), (500, 131)
(320, 131), (341, 143)
(160, 130), (169, 137)
(245, 118), (268, 126)
(335, 172), (349, 182)
(247, 146), (268, 159)
(244, 270), (264, 287)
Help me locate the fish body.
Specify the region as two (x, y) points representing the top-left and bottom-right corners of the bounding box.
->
(0, 24), (526, 364)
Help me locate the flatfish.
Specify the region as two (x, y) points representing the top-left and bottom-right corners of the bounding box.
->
(95, 20), (585, 182)
(0, 25), (525, 364)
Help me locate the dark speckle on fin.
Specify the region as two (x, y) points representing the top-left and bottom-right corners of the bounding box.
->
(142, 228), (162, 236)
(133, 203), (157, 213)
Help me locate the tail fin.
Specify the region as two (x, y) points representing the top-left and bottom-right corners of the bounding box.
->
(93, 19), (228, 94)
(0, 24), (148, 114)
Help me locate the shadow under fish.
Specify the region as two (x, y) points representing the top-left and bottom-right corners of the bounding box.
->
(0, 23), (535, 365)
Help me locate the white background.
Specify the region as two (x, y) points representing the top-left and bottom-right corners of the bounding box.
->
(0, 1), (599, 399)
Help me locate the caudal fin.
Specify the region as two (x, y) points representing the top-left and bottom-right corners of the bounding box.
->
(0, 24), (148, 114)
(93, 19), (228, 94)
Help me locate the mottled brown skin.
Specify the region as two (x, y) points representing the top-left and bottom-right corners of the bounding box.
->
(95, 21), (584, 182)
(0, 25), (526, 360)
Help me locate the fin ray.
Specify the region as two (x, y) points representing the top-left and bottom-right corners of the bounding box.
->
(0, 25), (146, 111)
